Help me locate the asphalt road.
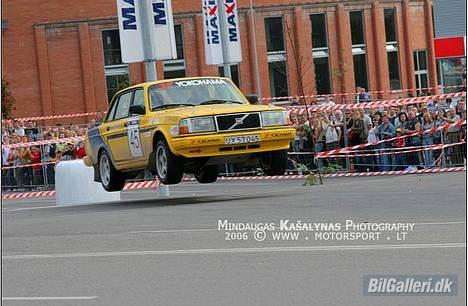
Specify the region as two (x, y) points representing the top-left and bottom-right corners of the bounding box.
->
(2, 172), (466, 305)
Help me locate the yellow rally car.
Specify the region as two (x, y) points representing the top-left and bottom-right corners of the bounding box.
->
(84, 77), (295, 191)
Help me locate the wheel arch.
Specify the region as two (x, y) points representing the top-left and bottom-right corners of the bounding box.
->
(148, 130), (169, 172)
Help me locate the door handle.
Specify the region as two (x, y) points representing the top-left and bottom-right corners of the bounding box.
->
(106, 126), (110, 131)
(123, 122), (129, 127)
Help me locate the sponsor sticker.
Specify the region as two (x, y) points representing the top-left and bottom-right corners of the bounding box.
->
(174, 79), (227, 87)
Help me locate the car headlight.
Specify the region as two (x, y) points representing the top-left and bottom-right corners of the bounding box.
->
(262, 111), (288, 126)
(179, 116), (216, 134)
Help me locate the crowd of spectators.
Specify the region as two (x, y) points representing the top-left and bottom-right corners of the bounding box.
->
(1, 93), (466, 190)
(289, 93), (467, 172)
(1, 121), (94, 190)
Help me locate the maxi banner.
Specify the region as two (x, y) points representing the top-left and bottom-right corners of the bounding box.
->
(202, 0), (242, 65)
(116, 0), (177, 63)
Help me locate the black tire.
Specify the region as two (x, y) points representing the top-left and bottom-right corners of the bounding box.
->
(155, 140), (184, 185)
(194, 165), (219, 184)
(261, 149), (288, 176)
(98, 150), (126, 192)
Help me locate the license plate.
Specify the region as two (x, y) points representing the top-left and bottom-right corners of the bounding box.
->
(224, 135), (260, 145)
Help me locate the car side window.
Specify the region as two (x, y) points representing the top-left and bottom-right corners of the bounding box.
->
(113, 91), (133, 121)
(105, 96), (120, 122)
(132, 89), (145, 108)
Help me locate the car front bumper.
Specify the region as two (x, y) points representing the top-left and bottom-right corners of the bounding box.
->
(170, 127), (295, 158)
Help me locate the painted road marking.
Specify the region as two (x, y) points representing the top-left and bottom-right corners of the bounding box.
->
(2, 296), (97, 300)
(2, 243), (464, 260)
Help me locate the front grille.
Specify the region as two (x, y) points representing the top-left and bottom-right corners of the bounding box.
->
(216, 113), (261, 132)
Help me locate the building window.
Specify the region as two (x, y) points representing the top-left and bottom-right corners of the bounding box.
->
(311, 13), (328, 48)
(387, 50), (401, 90)
(384, 8), (398, 43)
(350, 11), (369, 90)
(268, 61), (289, 97)
(265, 17), (289, 98)
(311, 14), (331, 94)
(163, 25), (186, 79)
(439, 57), (467, 93)
(414, 50), (429, 96)
(102, 29), (129, 102)
(384, 8), (401, 90)
(265, 17), (285, 52)
(219, 65), (240, 87)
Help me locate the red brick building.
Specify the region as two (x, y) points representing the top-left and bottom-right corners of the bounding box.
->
(2, 0), (437, 119)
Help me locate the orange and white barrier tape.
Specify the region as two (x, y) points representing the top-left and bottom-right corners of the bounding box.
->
(319, 142), (465, 159)
(1, 161), (56, 170)
(2, 111), (105, 123)
(2, 136), (85, 149)
(2, 167), (465, 200)
(315, 120), (466, 159)
(287, 92), (466, 114)
(3, 85), (465, 123)
(261, 84), (466, 101)
(2, 190), (57, 199)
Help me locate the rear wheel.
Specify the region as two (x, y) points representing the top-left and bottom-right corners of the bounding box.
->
(155, 140), (184, 184)
(260, 149), (288, 176)
(194, 165), (218, 184)
(99, 150), (126, 191)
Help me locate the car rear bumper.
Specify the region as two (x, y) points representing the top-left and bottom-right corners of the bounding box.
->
(170, 127), (295, 158)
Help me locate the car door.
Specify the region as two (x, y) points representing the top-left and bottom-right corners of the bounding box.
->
(103, 90), (134, 166)
(126, 88), (146, 163)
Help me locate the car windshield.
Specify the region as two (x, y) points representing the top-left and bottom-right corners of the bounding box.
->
(149, 78), (246, 110)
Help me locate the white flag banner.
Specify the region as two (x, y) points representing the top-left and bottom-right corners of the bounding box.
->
(221, 0), (242, 63)
(116, 0), (176, 63)
(116, 0), (145, 63)
(202, 0), (223, 65)
(144, 0), (177, 60)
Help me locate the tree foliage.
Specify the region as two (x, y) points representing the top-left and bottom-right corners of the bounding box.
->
(2, 79), (16, 119)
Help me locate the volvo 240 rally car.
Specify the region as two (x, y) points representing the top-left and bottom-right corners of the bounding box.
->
(84, 77), (295, 191)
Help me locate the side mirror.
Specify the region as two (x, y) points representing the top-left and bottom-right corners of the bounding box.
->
(246, 94), (259, 105)
(129, 105), (146, 115)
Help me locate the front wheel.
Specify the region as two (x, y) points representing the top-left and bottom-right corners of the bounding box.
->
(99, 150), (126, 192)
(155, 140), (184, 185)
(260, 149), (288, 176)
(194, 165), (218, 184)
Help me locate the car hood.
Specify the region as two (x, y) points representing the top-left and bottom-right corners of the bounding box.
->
(152, 104), (286, 118)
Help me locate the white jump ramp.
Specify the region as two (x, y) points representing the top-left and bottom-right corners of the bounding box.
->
(55, 160), (169, 206)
